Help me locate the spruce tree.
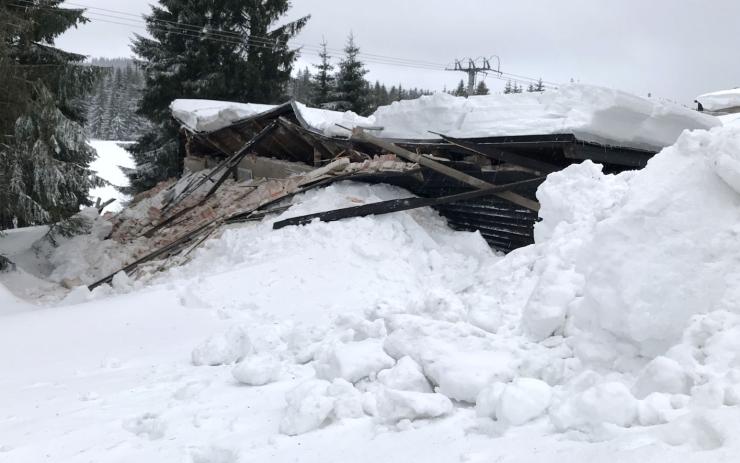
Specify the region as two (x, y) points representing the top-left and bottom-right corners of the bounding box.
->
(312, 39), (335, 107)
(454, 80), (466, 97)
(535, 78), (545, 92)
(0, 0), (103, 230)
(128, 0), (309, 193)
(334, 33), (369, 114)
(503, 80), (513, 94)
(475, 80), (490, 96)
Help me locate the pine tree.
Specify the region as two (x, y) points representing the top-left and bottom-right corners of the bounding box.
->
(454, 79), (466, 97)
(503, 80), (513, 94)
(475, 80), (490, 96)
(513, 83), (523, 94)
(334, 33), (369, 114)
(312, 39), (335, 107)
(0, 1), (103, 230)
(127, 0), (309, 193)
(527, 83), (535, 92)
(535, 78), (545, 92)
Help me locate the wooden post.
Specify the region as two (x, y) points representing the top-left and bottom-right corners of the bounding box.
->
(350, 129), (540, 212)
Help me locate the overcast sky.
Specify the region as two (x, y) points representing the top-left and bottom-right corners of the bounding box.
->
(56, 0), (740, 105)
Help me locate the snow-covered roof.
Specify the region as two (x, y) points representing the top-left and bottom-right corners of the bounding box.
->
(696, 88), (740, 112)
(170, 99), (278, 133)
(171, 84), (720, 152)
(371, 85), (719, 151)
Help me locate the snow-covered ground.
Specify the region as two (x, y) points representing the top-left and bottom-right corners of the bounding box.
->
(4, 123), (740, 462)
(89, 140), (136, 213)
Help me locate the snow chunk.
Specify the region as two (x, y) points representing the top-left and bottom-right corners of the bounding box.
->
(314, 339), (395, 383)
(632, 356), (693, 399)
(476, 378), (552, 426)
(375, 388), (453, 423)
(192, 327), (250, 366)
(232, 354), (282, 386)
(377, 356), (432, 393)
(550, 382), (638, 431)
(696, 88), (740, 112)
(279, 380), (335, 436)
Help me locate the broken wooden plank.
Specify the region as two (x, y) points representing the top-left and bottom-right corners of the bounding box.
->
(272, 177), (545, 230)
(430, 132), (561, 175)
(350, 129), (540, 212)
(89, 220), (220, 291)
(96, 198), (116, 213)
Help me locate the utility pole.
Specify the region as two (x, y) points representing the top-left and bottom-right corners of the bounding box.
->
(446, 57), (501, 96)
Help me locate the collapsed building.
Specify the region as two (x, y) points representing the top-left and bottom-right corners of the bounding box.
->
(92, 85), (719, 290)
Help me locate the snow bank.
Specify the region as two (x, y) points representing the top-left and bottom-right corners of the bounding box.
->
(697, 88), (740, 112)
(170, 99), (277, 132)
(373, 84), (719, 150)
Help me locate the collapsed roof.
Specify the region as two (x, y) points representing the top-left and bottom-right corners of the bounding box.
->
(166, 85), (719, 253)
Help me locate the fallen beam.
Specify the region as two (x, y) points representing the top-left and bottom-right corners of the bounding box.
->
(351, 129), (539, 212)
(272, 177), (545, 230)
(430, 132), (561, 175)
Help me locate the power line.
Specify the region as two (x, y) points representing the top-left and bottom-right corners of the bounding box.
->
(10, 0), (557, 88)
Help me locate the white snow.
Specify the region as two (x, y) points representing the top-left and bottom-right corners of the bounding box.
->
(7, 123), (740, 461)
(696, 88), (740, 112)
(171, 84), (719, 152)
(88, 140), (135, 212)
(170, 99), (277, 132)
(372, 84), (719, 150)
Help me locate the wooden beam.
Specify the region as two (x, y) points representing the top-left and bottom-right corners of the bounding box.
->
(273, 177), (545, 230)
(350, 129), (540, 212)
(431, 132), (560, 175)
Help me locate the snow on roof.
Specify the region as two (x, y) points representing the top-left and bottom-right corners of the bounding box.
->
(170, 99), (278, 132)
(696, 88), (740, 112)
(292, 102), (375, 138)
(171, 84), (720, 151)
(372, 85), (720, 151)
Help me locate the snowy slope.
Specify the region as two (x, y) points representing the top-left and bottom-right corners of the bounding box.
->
(5, 126), (740, 461)
(696, 88), (740, 112)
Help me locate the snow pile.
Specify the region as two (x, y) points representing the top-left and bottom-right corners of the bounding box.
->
(171, 99), (277, 132)
(373, 84), (719, 150)
(697, 88), (740, 112)
(9, 124), (740, 460)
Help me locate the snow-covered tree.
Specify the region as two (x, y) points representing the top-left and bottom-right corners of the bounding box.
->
(127, 0), (309, 193)
(0, 0), (103, 230)
(334, 33), (369, 114)
(312, 39), (335, 107)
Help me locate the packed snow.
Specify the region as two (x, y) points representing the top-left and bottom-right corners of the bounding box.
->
(88, 140), (136, 212)
(171, 99), (278, 132)
(171, 84), (719, 152)
(696, 88), (740, 112)
(5, 123), (740, 461)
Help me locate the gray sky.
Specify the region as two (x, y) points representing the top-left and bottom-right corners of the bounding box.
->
(56, 0), (740, 105)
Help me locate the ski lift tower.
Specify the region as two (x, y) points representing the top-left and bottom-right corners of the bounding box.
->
(446, 57), (501, 96)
